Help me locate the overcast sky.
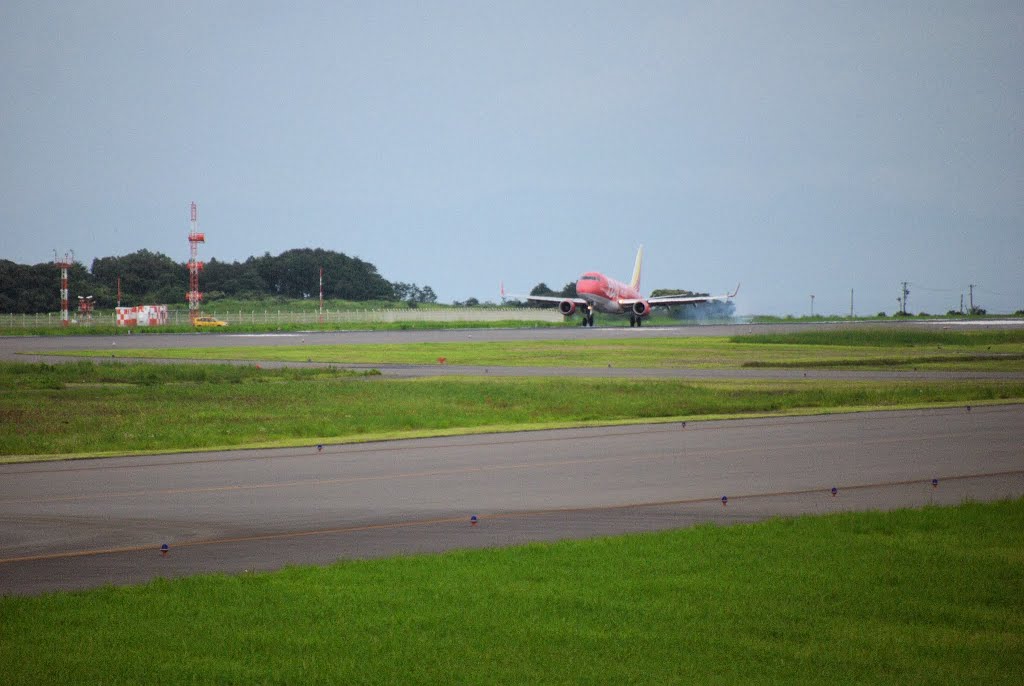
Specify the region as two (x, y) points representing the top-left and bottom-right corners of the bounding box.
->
(2, 2), (1021, 315)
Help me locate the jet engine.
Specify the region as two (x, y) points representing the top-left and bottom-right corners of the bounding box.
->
(559, 301), (577, 316)
(631, 301), (651, 318)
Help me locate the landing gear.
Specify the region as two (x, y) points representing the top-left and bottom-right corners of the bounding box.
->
(581, 311), (595, 327)
(629, 314), (636, 327)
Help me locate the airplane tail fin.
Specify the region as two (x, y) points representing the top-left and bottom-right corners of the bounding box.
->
(630, 245), (644, 291)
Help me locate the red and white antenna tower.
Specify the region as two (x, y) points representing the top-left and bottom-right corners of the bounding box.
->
(186, 202), (205, 324)
(54, 250), (74, 327)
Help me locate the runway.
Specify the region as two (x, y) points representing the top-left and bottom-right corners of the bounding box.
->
(2, 404), (1022, 595)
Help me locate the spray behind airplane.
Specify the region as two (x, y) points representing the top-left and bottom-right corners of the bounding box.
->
(502, 245), (738, 327)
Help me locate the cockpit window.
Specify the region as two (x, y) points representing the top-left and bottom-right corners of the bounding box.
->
(579, 275), (599, 281)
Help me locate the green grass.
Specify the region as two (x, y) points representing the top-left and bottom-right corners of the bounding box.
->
(2, 361), (1023, 459)
(750, 313), (1024, 323)
(0, 360), (376, 389)
(0, 318), (571, 337)
(736, 328), (1024, 347)
(2, 500), (1022, 684)
(56, 329), (1024, 371)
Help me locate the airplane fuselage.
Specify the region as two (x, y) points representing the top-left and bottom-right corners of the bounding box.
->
(575, 272), (641, 314)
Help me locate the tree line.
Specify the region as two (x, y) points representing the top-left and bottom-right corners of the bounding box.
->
(0, 248), (436, 313)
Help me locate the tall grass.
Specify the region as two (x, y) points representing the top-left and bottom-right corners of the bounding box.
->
(2, 500), (1021, 684)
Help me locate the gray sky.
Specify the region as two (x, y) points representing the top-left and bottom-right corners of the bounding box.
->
(2, 1), (1021, 315)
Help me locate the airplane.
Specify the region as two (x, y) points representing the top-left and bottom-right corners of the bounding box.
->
(502, 245), (739, 327)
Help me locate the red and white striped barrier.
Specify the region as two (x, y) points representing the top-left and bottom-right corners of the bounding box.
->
(115, 305), (169, 327)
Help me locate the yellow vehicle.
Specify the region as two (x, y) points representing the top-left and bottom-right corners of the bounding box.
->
(192, 315), (228, 328)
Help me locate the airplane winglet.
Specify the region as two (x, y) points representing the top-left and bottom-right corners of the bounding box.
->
(729, 283), (741, 298)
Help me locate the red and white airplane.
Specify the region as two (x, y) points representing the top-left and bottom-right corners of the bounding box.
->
(503, 246), (739, 327)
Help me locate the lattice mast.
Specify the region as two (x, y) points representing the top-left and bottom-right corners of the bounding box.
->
(54, 251), (74, 327)
(186, 202), (205, 324)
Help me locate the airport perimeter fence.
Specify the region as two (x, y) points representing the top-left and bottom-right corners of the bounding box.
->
(0, 307), (564, 329)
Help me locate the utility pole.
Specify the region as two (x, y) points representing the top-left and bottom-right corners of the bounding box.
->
(810, 294), (815, 318)
(900, 282), (910, 315)
(850, 289), (854, 318)
(960, 293), (964, 314)
(969, 284), (975, 314)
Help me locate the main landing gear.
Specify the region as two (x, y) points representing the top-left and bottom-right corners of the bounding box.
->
(580, 310), (595, 327)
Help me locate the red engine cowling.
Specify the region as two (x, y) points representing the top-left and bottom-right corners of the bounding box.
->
(631, 301), (651, 317)
(559, 301), (577, 316)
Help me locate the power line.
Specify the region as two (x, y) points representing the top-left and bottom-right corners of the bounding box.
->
(909, 283), (956, 293)
(973, 285), (1013, 297)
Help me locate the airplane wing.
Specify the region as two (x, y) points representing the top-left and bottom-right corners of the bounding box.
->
(516, 294), (588, 305)
(641, 283), (741, 306)
(500, 283), (587, 305)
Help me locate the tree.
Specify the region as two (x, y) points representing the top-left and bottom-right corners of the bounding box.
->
(91, 250), (186, 307)
(418, 286), (437, 304)
(0, 248), (430, 312)
(391, 282), (415, 302)
(530, 283), (557, 297)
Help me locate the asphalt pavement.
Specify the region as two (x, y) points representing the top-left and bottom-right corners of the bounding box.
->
(2, 405), (1021, 595)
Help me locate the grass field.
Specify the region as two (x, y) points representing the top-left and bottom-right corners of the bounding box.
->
(2, 499), (1021, 684)
(2, 361), (1022, 459)
(56, 328), (1024, 371)
(736, 329), (1024, 347)
(0, 318), (571, 337)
